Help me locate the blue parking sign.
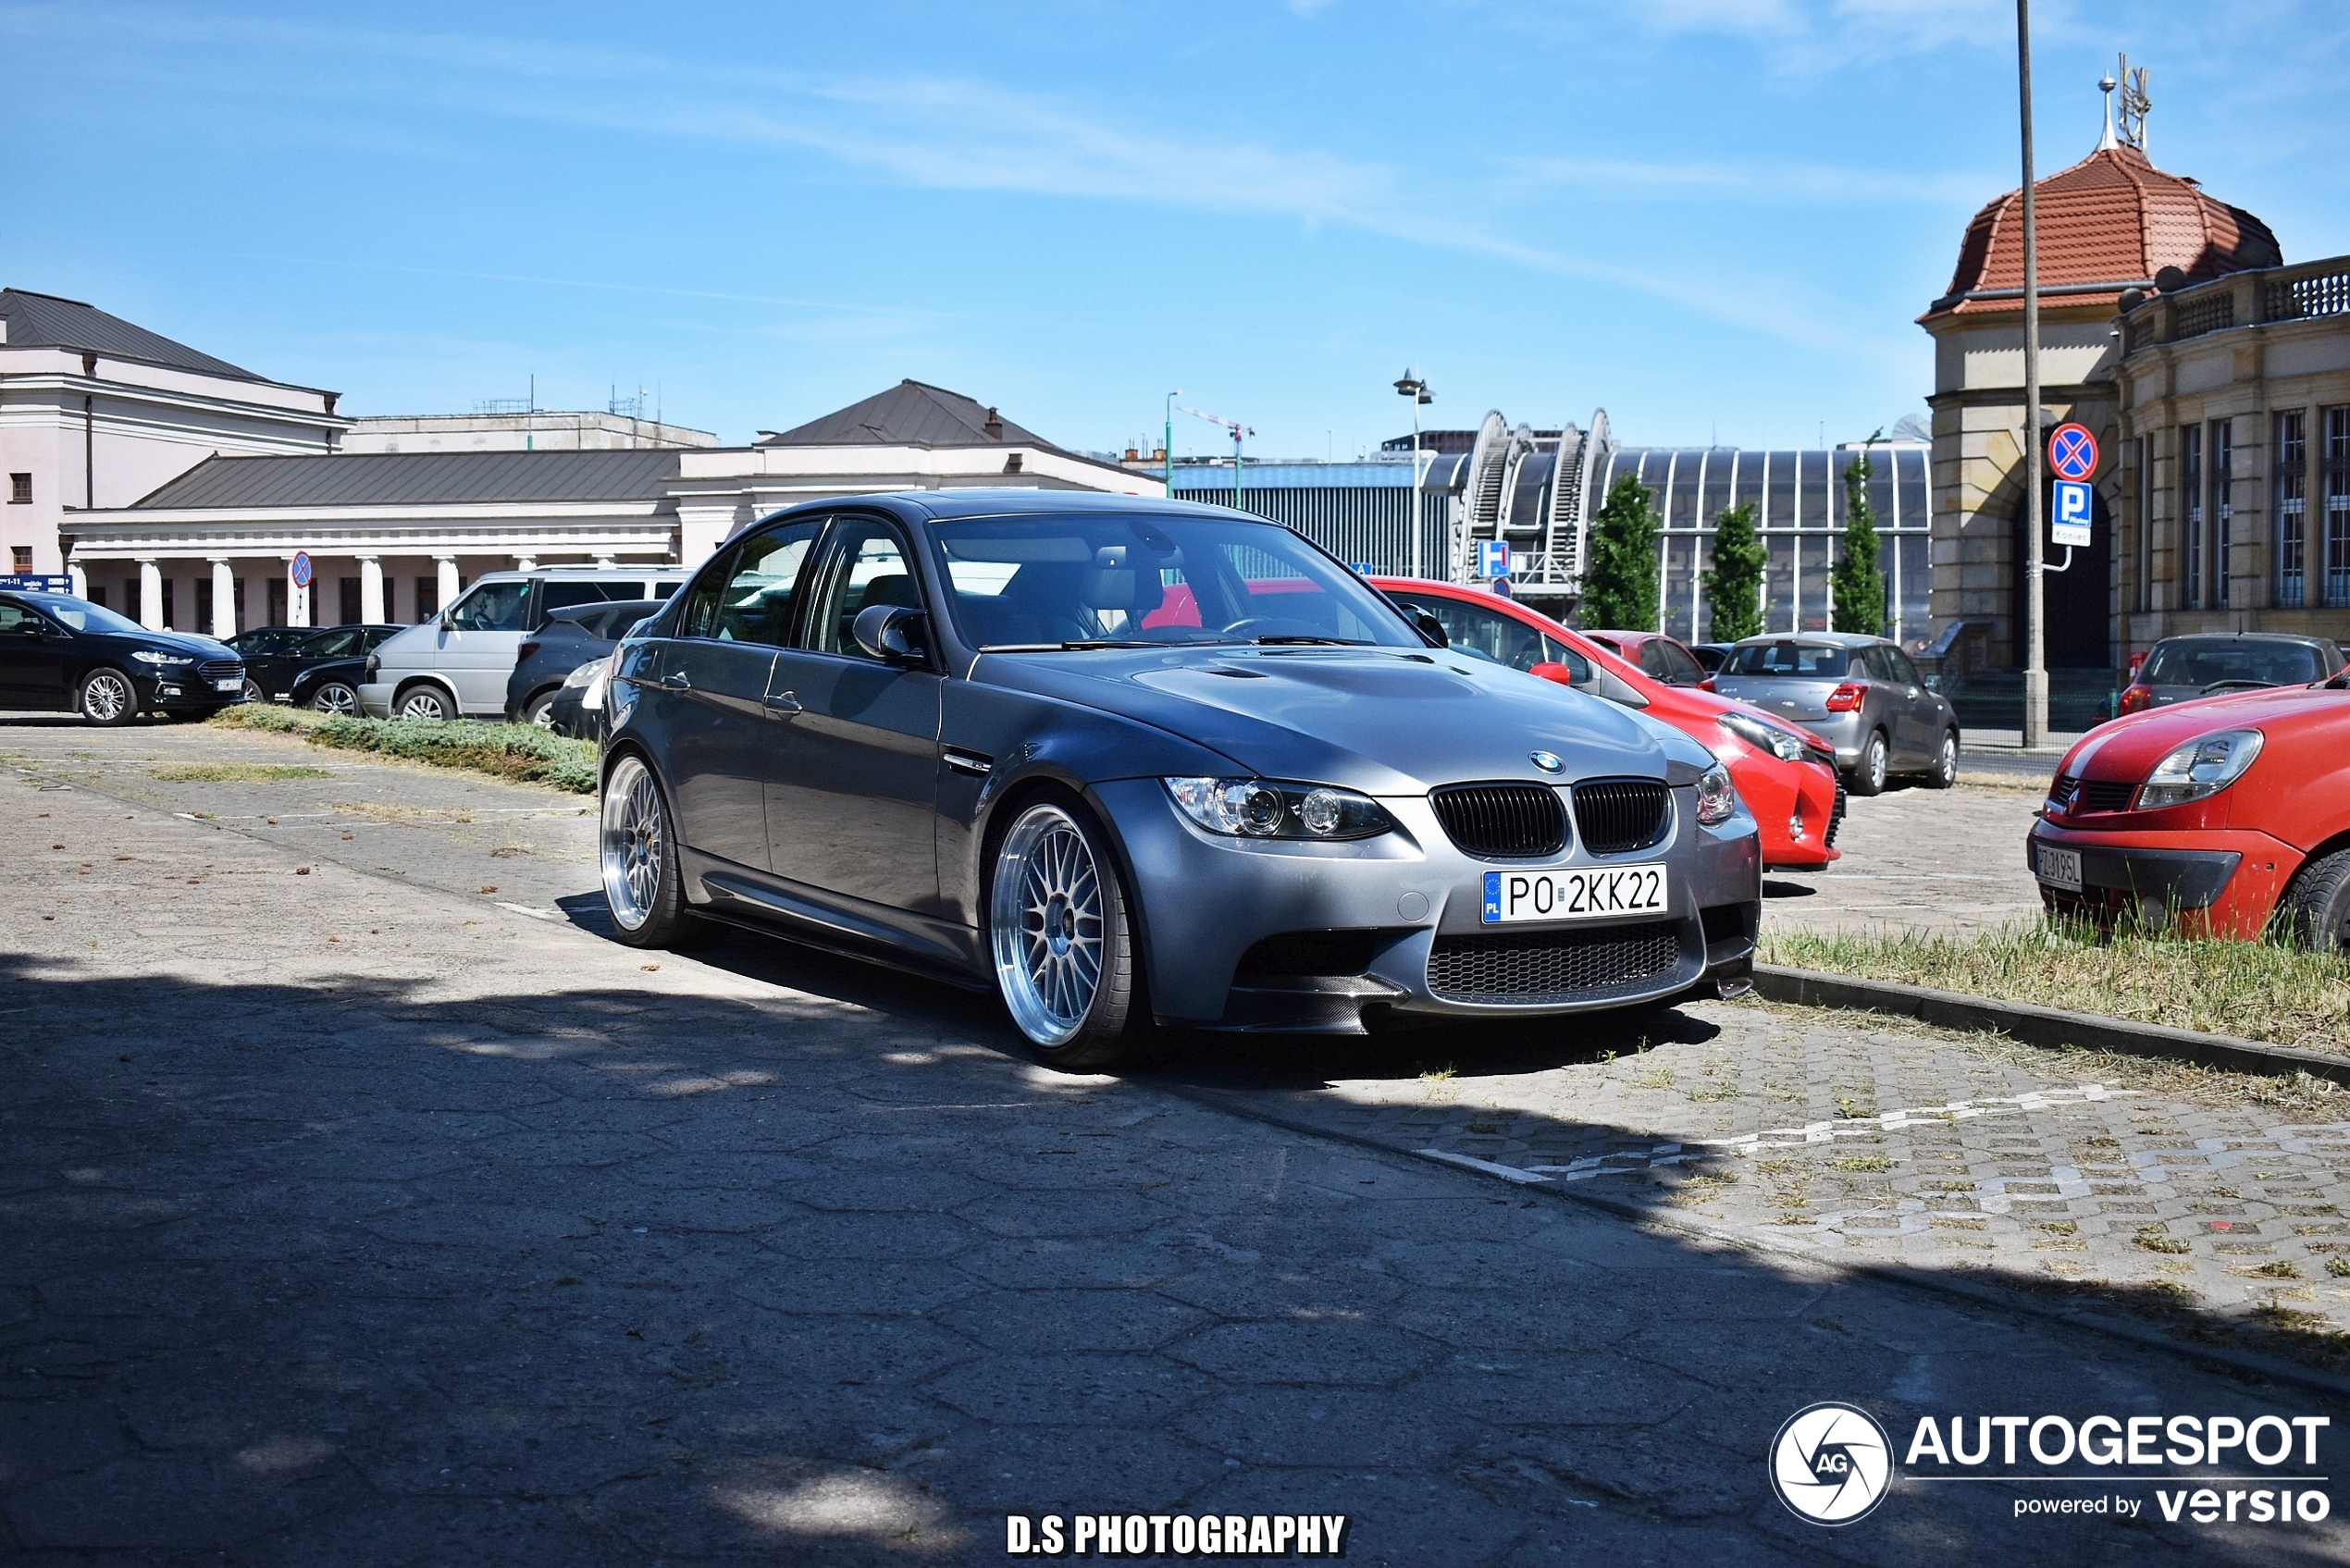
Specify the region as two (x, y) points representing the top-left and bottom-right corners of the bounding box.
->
(1477, 540), (1511, 578)
(2051, 480), (2093, 547)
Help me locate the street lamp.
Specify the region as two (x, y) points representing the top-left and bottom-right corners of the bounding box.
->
(1394, 370), (1433, 577)
(1165, 389), (1182, 500)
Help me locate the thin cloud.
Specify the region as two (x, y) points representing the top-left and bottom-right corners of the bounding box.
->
(1501, 155), (1998, 205)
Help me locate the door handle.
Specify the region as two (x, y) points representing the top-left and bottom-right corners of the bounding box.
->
(762, 690), (802, 717)
(662, 671), (691, 689)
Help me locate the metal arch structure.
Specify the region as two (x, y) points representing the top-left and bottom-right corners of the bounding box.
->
(1475, 406), (1614, 601)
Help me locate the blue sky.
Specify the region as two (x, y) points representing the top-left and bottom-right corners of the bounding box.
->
(6, 2), (2345, 458)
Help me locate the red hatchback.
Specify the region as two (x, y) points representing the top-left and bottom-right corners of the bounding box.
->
(2029, 682), (2350, 944)
(1376, 579), (1843, 871)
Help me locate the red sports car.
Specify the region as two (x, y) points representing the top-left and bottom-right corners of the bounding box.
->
(2029, 682), (2350, 945)
(1375, 578), (1844, 871)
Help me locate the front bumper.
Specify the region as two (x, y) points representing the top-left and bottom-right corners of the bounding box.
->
(359, 681), (394, 718)
(2025, 823), (2297, 939)
(142, 665), (245, 712)
(1741, 755), (1842, 871)
(1098, 779), (1762, 1031)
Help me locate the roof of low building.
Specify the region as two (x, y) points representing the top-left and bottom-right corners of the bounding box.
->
(758, 379), (1051, 449)
(0, 288), (263, 381)
(133, 449), (684, 510)
(1922, 145), (2282, 322)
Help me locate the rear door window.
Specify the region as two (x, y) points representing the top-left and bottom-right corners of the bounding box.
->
(803, 518), (924, 660)
(686, 523), (822, 646)
(1885, 647), (1925, 685)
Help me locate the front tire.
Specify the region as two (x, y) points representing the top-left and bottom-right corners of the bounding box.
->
(523, 690), (558, 728)
(2277, 846), (2350, 954)
(600, 752), (722, 950)
(1922, 729), (1959, 789)
(80, 667), (138, 726)
(988, 795), (1138, 1067)
(1847, 730), (1889, 797)
(395, 684), (454, 722)
(308, 681), (360, 715)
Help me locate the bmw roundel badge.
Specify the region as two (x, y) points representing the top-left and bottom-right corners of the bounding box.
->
(1529, 751), (1565, 773)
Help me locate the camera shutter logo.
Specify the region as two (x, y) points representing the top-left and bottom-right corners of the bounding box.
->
(1770, 1401), (1893, 1525)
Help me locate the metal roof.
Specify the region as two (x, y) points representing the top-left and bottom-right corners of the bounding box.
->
(758, 379), (1052, 450)
(133, 449), (685, 510)
(0, 288), (261, 381)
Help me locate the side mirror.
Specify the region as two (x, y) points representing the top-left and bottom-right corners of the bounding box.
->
(1923, 674), (1941, 692)
(853, 604), (929, 664)
(1697, 677), (1717, 693)
(1411, 609), (1448, 649)
(1528, 661), (1576, 687)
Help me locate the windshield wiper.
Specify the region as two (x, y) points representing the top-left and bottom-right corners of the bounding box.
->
(979, 639), (1161, 652)
(1251, 635), (1371, 647)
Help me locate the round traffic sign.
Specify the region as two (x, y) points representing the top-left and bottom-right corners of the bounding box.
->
(289, 550), (313, 589)
(2047, 422), (2099, 482)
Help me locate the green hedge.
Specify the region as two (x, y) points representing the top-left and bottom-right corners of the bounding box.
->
(209, 705), (600, 794)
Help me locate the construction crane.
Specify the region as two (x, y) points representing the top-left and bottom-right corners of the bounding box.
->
(1180, 405), (1255, 511)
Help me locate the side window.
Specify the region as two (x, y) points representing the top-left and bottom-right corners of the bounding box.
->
(304, 628), (362, 660)
(1886, 648), (1924, 685)
(445, 580), (534, 632)
(679, 548), (738, 640)
(1540, 637), (1593, 684)
(0, 600), (48, 636)
(1862, 647), (1897, 682)
(1638, 641), (1670, 679)
(1397, 595), (1547, 672)
(541, 581), (622, 615)
(1658, 640), (1705, 685)
(803, 518), (924, 661)
(711, 522), (822, 647)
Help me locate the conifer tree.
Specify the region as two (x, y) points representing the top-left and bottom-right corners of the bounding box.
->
(1831, 433), (1886, 636)
(1701, 500), (1765, 642)
(1581, 475), (1660, 632)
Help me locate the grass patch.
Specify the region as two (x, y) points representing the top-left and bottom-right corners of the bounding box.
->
(209, 706), (599, 794)
(152, 762), (333, 782)
(1760, 918), (2350, 1056)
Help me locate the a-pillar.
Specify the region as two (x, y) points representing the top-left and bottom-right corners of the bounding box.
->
(137, 559), (164, 630)
(435, 556), (460, 616)
(209, 558), (238, 637)
(357, 554), (385, 624)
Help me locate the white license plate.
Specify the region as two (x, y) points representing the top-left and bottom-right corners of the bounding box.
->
(2035, 844), (2083, 892)
(215, 678), (243, 693)
(1483, 866), (1668, 923)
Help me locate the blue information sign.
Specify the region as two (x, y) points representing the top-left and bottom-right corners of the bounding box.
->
(0, 574), (76, 594)
(1476, 539), (1511, 578)
(2051, 479), (2094, 547)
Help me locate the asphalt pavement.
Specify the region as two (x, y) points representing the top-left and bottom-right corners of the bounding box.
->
(3, 721), (2345, 1565)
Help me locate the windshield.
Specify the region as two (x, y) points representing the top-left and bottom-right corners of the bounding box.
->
(1724, 641), (1849, 678)
(23, 594), (149, 636)
(936, 512), (1421, 649)
(2141, 638), (2319, 689)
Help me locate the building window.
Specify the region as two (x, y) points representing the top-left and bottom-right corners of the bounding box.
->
(414, 575), (439, 620)
(2212, 420), (2232, 609)
(340, 576), (363, 626)
(87, 586), (105, 609)
(2181, 426), (2203, 610)
(197, 576), (214, 632)
(10, 546), (30, 573)
(267, 577), (289, 626)
(2328, 406), (2350, 609)
(2132, 438), (2149, 613)
(2278, 411), (2308, 608)
(7, 474), (29, 505)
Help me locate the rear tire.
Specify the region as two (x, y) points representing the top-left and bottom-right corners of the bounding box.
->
(987, 793), (1139, 1068)
(395, 684), (454, 722)
(523, 690), (558, 728)
(1922, 729), (1959, 789)
(80, 667), (138, 726)
(600, 752), (724, 950)
(1847, 729), (1889, 797)
(2277, 846), (2350, 954)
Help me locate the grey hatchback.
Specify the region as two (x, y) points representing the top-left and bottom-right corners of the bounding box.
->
(2118, 633), (2344, 715)
(1712, 633), (1959, 796)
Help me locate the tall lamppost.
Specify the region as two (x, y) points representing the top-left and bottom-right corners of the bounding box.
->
(1164, 389), (1181, 500)
(1394, 370), (1432, 577)
(2016, 0), (2047, 747)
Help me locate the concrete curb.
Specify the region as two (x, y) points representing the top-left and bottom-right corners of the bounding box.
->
(1752, 963), (2350, 1090)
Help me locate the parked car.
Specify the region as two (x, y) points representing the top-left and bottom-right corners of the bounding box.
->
(541, 658), (610, 741)
(601, 492), (1762, 1065)
(2030, 679), (2350, 944)
(1377, 579), (1844, 871)
(1689, 643), (1734, 675)
(1712, 633), (1959, 796)
(2115, 632), (2344, 716)
(362, 566), (687, 721)
(1580, 629), (1713, 688)
(0, 590), (244, 725)
(506, 600), (663, 725)
(228, 623), (401, 705)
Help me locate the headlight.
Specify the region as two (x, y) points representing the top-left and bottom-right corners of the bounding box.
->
(1695, 762), (1738, 826)
(1165, 777), (1395, 840)
(562, 661), (600, 688)
(1716, 710), (1810, 763)
(2136, 727), (2263, 809)
(131, 649), (194, 666)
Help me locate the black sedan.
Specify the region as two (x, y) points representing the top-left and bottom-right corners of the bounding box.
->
(507, 600), (663, 725)
(600, 491), (1761, 1068)
(228, 623), (402, 707)
(0, 591), (244, 724)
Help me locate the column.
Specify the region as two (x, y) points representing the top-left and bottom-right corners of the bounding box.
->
(513, 553), (538, 572)
(594, 553), (617, 569)
(435, 556), (460, 618)
(209, 559), (238, 637)
(358, 554), (385, 624)
(67, 562), (88, 599)
(138, 559), (164, 630)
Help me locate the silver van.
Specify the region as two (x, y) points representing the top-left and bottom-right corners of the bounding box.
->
(360, 566), (689, 720)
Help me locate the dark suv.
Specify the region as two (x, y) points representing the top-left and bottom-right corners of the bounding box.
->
(505, 601), (663, 725)
(0, 591), (245, 725)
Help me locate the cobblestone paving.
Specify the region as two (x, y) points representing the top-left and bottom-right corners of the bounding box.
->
(1176, 1013), (2350, 1347)
(1763, 781), (2047, 937)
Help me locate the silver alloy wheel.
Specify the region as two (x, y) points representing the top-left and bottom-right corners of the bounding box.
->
(526, 694), (556, 728)
(81, 670), (132, 722)
(600, 754), (664, 932)
(310, 682), (359, 715)
(1863, 735), (1887, 793)
(991, 803), (1105, 1047)
(243, 679), (265, 703)
(1936, 734), (1957, 784)
(398, 686), (451, 721)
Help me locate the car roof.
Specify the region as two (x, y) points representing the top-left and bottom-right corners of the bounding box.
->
(2152, 632), (2328, 648)
(1729, 632), (1879, 648)
(467, 566), (688, 583)
(748, 488), (1268, 529)
(546, 599), (662, 623)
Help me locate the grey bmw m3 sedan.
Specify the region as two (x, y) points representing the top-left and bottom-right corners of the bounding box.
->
(599, 491), (1762, 1067)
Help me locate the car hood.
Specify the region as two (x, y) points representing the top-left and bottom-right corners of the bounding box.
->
(2060, 685), (2350, 780)
(97, 628), (236, 661)
(975, 645), (1701, 793)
